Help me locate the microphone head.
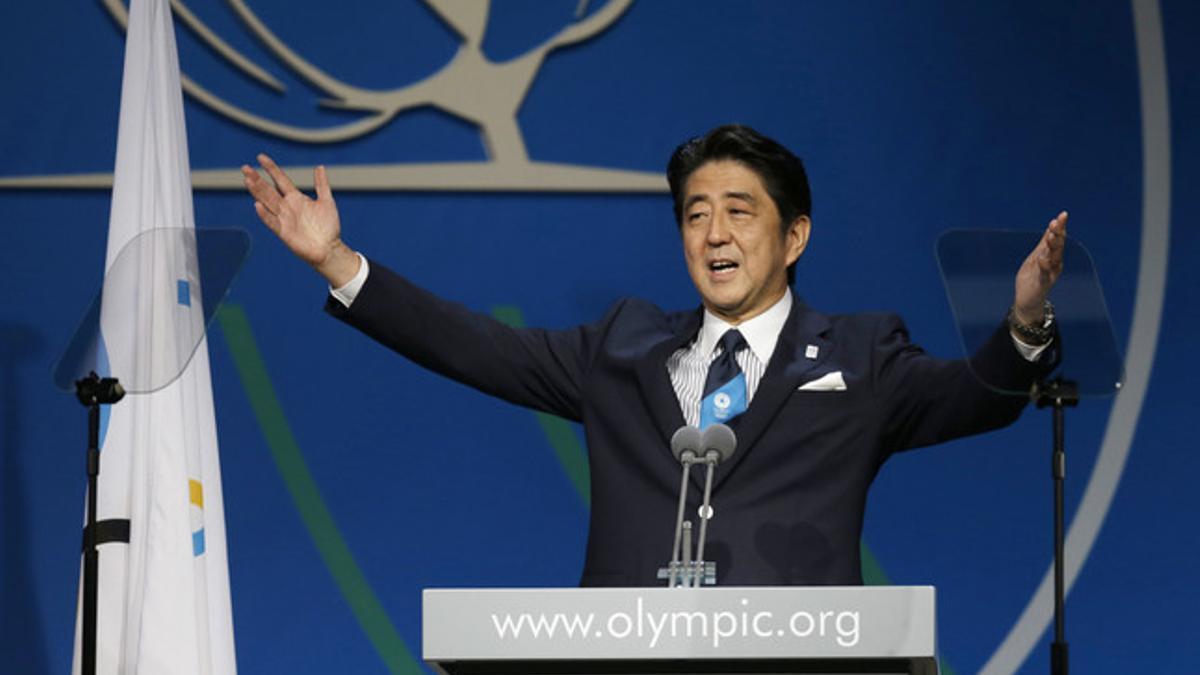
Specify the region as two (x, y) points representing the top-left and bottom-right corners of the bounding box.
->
(700, 423), (737, 464)
(670, 425), (702, 462)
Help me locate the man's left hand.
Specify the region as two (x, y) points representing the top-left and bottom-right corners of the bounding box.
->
(1013, 210), (1068, 325)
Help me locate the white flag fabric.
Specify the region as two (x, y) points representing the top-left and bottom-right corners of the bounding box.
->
(72, 0), (237, 672)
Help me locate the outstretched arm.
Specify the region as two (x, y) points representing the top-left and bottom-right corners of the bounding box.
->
(241, 154), (361, 288)
(879, 211), (1069, 451)
(243, 153), (594, 419)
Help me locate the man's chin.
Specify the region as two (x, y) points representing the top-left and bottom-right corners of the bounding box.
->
(701, 297), (750, 322)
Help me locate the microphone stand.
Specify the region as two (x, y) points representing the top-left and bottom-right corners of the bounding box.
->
(668, 451), (695, 587)
(693, 452), (719, 587)
(1035, 377), (1077, 675)
(661, 424), (735, 587)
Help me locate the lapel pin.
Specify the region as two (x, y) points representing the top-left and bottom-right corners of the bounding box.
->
(805, 344), (819, 360)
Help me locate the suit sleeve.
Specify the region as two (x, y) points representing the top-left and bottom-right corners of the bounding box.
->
(872, 314), (1055, 453)
(324, 258), (603, 422)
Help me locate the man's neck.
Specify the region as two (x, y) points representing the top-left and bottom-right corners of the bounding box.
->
(705, 287), (790, 326)
(699, 291), (793, 366)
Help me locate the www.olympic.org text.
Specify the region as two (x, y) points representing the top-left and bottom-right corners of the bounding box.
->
(491, 596), (860, 648)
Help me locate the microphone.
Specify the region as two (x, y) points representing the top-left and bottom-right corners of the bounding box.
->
(700, 423), (737, 464)
(667, 426), (702, 586)
(670, 425), (702, 463)
(694, 423), (737, 584)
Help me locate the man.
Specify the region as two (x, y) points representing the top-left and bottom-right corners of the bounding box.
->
(242, 125), (1065, 586)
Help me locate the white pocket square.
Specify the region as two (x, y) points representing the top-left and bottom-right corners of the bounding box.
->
(798, 371), (847, 391)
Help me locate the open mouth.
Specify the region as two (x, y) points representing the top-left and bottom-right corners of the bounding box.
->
(708, 260), (739, 274)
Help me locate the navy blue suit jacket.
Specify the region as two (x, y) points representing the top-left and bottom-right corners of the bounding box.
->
(328, 259), (1047, 586)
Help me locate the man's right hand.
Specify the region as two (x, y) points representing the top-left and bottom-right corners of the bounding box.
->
(241, 154), (361, 288)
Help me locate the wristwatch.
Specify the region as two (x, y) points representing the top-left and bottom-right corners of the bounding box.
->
(1008, 300), (1055, 345)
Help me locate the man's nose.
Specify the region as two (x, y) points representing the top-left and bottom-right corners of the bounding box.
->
(706, 212), (732, 245)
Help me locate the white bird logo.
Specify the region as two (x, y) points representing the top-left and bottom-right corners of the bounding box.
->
(1, 0), (665, 192)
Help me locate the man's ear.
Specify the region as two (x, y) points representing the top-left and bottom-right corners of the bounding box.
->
(785, 215), (811, 266)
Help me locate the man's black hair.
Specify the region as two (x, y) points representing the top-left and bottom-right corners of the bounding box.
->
(667, 124), (812, 284)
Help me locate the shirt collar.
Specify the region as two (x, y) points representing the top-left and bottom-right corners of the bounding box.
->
(697, 290), (793, 364)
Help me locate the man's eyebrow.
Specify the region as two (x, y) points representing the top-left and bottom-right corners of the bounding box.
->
(684, 191), (757, 211)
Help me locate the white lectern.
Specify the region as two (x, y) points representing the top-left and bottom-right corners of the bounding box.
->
(424, 586), (938, 674)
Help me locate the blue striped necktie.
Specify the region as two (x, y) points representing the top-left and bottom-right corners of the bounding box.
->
(700, 330), (749, 429)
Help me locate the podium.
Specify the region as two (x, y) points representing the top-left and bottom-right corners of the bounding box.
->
(424, 586), (938, 674)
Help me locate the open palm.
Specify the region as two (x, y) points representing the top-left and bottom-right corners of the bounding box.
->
(1013, 211), (1068, 323)
(242, 154), (359, 286)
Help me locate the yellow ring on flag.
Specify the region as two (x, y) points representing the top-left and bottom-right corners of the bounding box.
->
(189, 479), (204, 509)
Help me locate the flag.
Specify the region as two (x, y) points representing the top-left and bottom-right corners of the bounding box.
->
(72, 0), (237, 672)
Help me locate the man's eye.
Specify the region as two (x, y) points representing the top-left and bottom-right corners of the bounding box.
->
(688, 212), (709, 222)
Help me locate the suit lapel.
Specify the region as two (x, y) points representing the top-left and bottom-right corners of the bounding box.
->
(634, 308), (700, 453)
(714, 296), (833, 490)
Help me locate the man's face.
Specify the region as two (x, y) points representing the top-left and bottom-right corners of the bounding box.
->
(681, 160), (810, 324)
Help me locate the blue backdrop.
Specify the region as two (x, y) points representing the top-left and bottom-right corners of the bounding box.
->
(1, 1), (1196, 673)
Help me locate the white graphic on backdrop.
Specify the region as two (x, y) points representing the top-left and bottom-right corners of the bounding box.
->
(0, 0), (665, 192)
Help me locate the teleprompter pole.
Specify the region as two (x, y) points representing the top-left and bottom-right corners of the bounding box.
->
(75, 372), (124, 675)
(1035, 378), (1078, 675)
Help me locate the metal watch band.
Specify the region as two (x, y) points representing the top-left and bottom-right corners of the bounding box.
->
(1008, 300), (1055, 345)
